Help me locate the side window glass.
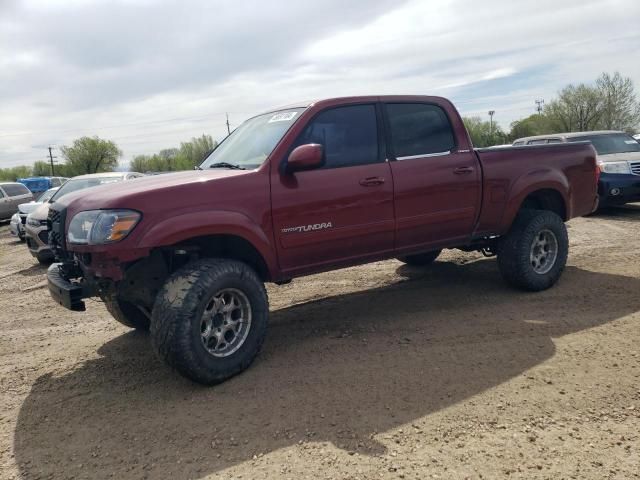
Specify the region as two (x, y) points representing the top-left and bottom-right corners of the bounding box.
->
(386, 103), (455, 158)
(528, 139), (548, 145)
(547, 139), (562, 144)
(0, 189), (5, 198)
(294, 104), (379, 169)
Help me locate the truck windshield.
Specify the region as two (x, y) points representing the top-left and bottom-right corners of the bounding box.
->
(567, 133), (640, 155)
(200, 108), (305, 170)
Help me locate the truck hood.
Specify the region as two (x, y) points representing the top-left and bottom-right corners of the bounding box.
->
(598, 152), (640, 163)
(54, 169), (251, 214)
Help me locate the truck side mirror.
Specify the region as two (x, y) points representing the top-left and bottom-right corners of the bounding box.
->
(286, 144), (324, 173)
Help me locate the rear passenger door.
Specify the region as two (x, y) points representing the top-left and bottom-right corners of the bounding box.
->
(384, 102), (481, 251)
(271, 103), (394, 275)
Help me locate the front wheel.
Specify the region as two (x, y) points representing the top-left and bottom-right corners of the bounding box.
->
(497, 209), (568, 291)
(151, 258), (269, 385)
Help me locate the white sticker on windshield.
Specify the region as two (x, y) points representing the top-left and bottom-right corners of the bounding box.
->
(268, 112), (297, 123)
(625, 140), (638, 144)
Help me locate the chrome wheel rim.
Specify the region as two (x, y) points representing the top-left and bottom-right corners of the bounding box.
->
(530, 229), (558, 275)
(200, 288), (252, 357)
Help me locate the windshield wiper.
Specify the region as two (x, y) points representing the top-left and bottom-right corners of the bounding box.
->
(208, 162), (246, 170)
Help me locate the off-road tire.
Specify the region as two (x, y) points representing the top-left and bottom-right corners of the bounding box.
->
(151, 258), (269, 385)
(36, 253), (53, 266)
(397, 249), (442, 266)
(103, 293), (151, 331)
(497, 209), (568, 291)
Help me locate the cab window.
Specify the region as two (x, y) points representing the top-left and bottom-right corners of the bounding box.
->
(386, 103), (455, 159)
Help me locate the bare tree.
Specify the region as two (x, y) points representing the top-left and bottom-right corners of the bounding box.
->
(596, 72), (640, 132)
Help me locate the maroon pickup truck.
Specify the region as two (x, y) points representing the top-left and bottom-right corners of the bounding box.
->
(47, 96), (598, 384)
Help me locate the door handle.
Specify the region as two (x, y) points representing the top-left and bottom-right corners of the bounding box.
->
(359, 177), (385, 187)
(453, 166), (474, 175)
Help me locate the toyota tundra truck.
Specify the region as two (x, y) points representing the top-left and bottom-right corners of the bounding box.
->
(46, 96), (598, 385)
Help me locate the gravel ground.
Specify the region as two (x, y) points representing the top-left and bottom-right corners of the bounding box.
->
(1, 206), (639, 480)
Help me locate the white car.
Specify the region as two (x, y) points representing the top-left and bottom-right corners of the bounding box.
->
(9, 187), (59, 242)
(634, 134), (639, 141)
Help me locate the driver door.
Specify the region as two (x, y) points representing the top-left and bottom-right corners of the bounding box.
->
(270, 103), (394, 276)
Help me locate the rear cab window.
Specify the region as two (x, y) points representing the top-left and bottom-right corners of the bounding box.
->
(385, 103), (455, 159)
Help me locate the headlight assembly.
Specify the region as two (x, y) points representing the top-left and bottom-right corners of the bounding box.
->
(67, 209), (141, 245)
(599, 162), (631, 174)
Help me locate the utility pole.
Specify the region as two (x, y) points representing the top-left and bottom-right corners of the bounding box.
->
(47, 146), (57, 176)
(225, 113), (231, 135)
(488, 110), (495, 135)
(535, 98), (545, 114)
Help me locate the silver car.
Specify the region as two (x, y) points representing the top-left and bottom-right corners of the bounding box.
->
(9, 187), (59, 241)
(0, 182), (34, 221)
(24, 172), (144, 264)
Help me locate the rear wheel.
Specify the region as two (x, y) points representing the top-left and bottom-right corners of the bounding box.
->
(151, 258), (269, 385)
(497, 209), (568, 291)
(397, 249), (442, 266)
(103, 293), (151, 331)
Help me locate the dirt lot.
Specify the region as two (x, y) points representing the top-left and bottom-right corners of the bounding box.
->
(1, 207), (639, 480)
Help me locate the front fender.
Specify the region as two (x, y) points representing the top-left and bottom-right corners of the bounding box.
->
(501, 168), (570, 229)
(136, 210), (278, 277)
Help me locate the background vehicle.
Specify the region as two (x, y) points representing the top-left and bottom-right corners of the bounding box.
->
(46, 95), (598, 385)
(17, 176), (68, 195)
(513, 131), (640, 208)
(25, 172), (143, 264)
(634, 134), (640, 141)
(9, 187), (59, 241)
(0, 182), (34, 221)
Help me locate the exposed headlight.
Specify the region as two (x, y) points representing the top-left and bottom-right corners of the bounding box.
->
(599, 162), (631, 174)
(68, 209), (141, 245)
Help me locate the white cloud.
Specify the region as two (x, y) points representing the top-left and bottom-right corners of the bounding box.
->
(1, 0), (639, 168)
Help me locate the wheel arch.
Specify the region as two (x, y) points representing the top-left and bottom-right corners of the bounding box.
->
(135, 211), (278, 281)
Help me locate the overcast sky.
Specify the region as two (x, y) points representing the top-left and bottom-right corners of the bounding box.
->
(1, 0), (639, 168)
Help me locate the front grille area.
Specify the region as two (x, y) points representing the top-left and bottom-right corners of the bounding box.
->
(47, 206), (67, 259)
(630, 161), (640, 176)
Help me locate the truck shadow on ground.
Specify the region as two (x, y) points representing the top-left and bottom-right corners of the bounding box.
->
(596, 203), (640, 222)
(13, 260), (640, 479)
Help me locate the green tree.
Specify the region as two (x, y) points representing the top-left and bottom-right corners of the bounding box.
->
(60, 136), (121, 175)
(463, 116), (506, 147)
(179, 134), (217, 168)
(0, 165), (32, 181)
(596, 72), (640, 132)
(509, 114), (555, 140)
(544, 84), (604, 132)
(131, 134), (219, 173)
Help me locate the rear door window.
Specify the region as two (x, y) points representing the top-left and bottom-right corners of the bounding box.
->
(527, 139), (549, 145)
(386, 103), (455, 159)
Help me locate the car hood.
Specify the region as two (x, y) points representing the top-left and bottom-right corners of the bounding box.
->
(53, 169), (252, 214)
(28, 202), (51, 221)
(18, 202), (42, 215)
(599, 152), (640, 163)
